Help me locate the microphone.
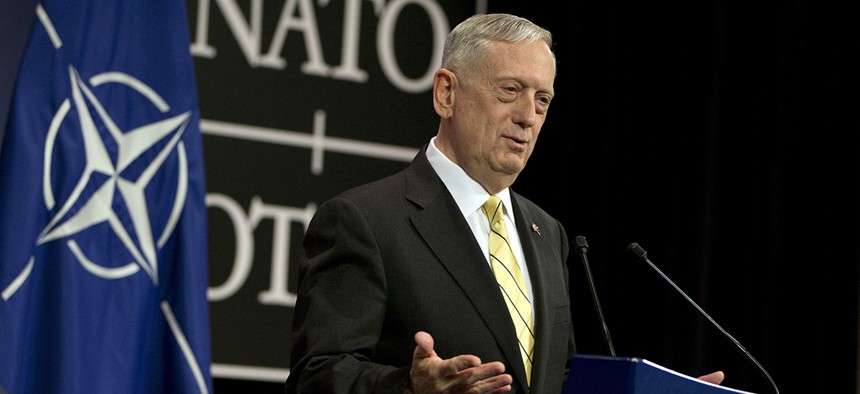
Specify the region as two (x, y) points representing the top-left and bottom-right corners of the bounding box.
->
(574, 235), (616, 356)
(626, 242), (779, 394)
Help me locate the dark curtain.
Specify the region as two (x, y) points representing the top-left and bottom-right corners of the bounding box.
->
(0, 0), (39, 153)
(495, 1), (860, 393)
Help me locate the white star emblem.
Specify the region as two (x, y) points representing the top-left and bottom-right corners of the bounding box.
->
(36, 65), (191, 285)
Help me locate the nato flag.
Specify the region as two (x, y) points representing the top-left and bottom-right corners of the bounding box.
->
(0, 1), (213, 393)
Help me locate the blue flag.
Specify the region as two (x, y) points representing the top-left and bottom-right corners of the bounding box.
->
(0, 1), (212, 393)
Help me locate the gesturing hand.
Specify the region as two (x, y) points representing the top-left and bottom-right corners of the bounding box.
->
(697, 370), (725, 385)
(407, 331), (513, 394)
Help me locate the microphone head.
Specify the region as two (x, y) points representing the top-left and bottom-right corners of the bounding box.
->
(627, 242), (648, 260)
(574, 235), (589, 252)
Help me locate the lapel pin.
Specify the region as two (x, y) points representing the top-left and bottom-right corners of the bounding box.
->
(532, 223), (541, 236)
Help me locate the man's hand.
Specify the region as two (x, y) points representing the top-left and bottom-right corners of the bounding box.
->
(697, 371), (725, 385)
(407, 331), (513, 394)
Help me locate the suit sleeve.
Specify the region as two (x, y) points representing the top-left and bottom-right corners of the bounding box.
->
(285, 196), (410, 394)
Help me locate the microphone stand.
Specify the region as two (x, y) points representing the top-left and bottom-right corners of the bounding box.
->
(574, 235), (616, 356)
(627, 242), (780, 394)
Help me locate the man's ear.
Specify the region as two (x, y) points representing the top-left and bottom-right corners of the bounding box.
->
(432, 68), (456, 118)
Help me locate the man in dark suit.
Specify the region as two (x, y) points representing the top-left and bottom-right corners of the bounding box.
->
(286, 12), (728, 393)
(285, 13), (574, 393)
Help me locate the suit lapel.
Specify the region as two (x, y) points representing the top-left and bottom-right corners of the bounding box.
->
(404, 151), (529, 387)
(511, 194), (560, 392)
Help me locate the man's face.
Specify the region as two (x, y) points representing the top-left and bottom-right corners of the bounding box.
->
(449, 40), (556, 192)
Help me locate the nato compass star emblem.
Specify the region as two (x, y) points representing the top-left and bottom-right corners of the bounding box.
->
(33, 65), (192, 286)
(2, 66), (192, 299)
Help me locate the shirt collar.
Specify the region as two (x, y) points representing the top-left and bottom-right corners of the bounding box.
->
(426, 137), (514, 218)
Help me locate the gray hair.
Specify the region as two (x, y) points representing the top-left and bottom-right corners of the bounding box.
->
(441, 13), (555, 74)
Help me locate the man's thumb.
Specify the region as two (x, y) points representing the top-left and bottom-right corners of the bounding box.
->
(412, 331), (436, 360)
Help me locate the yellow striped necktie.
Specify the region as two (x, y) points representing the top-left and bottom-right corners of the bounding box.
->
(482, 195), (534, 386)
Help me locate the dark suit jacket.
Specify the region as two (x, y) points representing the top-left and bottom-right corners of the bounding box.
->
(286, 147), (576, 393)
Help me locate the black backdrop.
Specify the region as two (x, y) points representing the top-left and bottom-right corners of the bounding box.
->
(507, 1), (859, 393)
(205, 1), (859, 393)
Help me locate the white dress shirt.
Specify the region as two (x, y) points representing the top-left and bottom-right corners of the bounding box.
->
(425, 137), (535, 306)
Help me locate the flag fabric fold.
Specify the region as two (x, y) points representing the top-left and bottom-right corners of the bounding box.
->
(0, 1), (212, 393)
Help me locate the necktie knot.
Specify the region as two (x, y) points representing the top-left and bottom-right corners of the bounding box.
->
(482, 195), (504, 228)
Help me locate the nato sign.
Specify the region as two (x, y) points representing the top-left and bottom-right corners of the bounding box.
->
(188, 0), (483, 383)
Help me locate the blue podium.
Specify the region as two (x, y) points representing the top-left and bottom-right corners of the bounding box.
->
(562, 355), (754, 394)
